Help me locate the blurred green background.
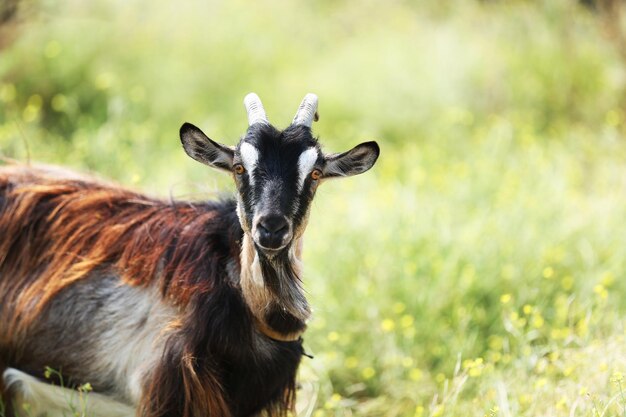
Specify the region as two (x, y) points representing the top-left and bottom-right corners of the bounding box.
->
(3, 0), (626, 416)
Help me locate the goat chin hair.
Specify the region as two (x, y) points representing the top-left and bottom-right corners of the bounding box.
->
(3, 368), (135, 417)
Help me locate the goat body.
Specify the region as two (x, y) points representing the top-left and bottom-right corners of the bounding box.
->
(0, 165), (303, 417)
(0, 93), (380, 417)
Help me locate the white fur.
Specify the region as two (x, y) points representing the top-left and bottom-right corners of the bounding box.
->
(297, 148), (318, 192)
(1, 284), (175, 415)
(240, 143), (259, 186)
(251, 251), (264, 286)
(91, 285), (176, 403)
(3, 368), (134, 417)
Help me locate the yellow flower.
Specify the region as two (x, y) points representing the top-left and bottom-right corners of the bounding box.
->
(550, 327), (570, 340)
(23, 94), (44, 122)
(409, 368), (423, 381)
(500, 293), (512, 304)
(532, 313), (544, 329)
(561, 275), (574, 290)
(462, 357), (484, 377)
(362, 367), (376, 380)
(400, 315), (414, 328)
(327, 332), (339, 342)
(345, 356), (359, 369)
(381, 319), (395, 332)
(594, 284), (608, 299)
(392, 302), (406, 314)
(323, 393), (342, 409)
(601, 272), (615, 287)
(485, 405), (500, 416)
(542, 267), (554, 279)
(79, 382), (93, 392)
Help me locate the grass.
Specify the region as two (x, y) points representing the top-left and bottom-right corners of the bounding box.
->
(3, 0), (626, 415)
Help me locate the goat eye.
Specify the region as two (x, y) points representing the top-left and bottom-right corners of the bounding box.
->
(234, 164), (245, 175)
(311, 169), (322, 180)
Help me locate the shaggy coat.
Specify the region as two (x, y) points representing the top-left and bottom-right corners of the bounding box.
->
(0, 165), (302, 417)
(0, 93), (379, 417)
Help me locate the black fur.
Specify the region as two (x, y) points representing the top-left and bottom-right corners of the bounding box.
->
(1, 100), (380, 416)
(236, 124), (323, 234)
(138, 198), (306, 417)
(0, 186), (305, 416)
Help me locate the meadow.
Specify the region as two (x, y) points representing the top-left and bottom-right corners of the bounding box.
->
(2, 0), (626, 415)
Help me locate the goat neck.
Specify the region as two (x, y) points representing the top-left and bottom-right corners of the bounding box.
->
(239, 234), (309, 342)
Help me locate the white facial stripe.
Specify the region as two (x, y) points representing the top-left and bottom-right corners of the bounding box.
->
(297, 148), (318, 192)
(240, 143), (259, 185)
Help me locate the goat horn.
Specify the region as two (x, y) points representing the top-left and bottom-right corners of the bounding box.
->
(244, 93), (269, 126)
(292, 93), (319, 128)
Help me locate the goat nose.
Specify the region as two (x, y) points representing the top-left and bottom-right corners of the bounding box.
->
(257, 215), (290, 249)
(259, 215), (288, 234)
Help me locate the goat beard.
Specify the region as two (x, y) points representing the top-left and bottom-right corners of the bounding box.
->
(256, 248), (310, 323)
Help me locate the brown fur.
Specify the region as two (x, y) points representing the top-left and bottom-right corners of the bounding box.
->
(0, 165), (225, 336)
(0, 164), (265, 416)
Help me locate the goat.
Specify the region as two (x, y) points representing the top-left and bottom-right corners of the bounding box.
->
(0, 93), (380, 417)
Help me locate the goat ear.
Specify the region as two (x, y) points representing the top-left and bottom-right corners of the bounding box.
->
(180, 123), (234, 172)
(323, 141), (380, 178)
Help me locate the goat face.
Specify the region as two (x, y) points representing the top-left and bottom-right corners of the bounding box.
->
(180, 93), (380, 257)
